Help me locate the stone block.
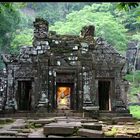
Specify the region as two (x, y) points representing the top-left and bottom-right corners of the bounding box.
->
(81, 119), (98, 123)
(112, 117), (134, 124)
(47, 135), (64, 138)
(16, 133), (28, 138)
(115, 134), (131, 138)
(11, 124), (26, 129)
(78, 129), (103, 138)
(43, 125), (74, 136)
(0, 130), (18, 136)
(27, 118), (56, 125)
(82, 123), (102, 130)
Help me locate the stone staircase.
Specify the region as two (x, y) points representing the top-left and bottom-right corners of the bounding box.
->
(0, 110), (84, 119)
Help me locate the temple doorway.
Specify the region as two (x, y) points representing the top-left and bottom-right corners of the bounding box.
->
(17, 80), (32, 111)
(56, 83), (73, 110)
(98, 80), (111, 110)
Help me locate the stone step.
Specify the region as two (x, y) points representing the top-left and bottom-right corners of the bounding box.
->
(99, 112), (132, 118)
(115, 134), (131, 138)
(45, 121), (82, 128)
(0, 136), (16, 138)
(81, 119), (98, 123)
(43, 125), (75, 136)
(81, 123), (102, 130)
(0, 118), (14, 124)
(112, 116), (135, 124)
(16, 133), (29, 138)
(0, 130), (18, 136)
(11, 124), (26, 129)
(26, 118), (56, 125)
(78, 129), (103, 138)
(47, 135), (64, 138)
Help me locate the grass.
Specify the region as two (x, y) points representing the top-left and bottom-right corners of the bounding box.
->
(129, 105), (140, 119)
(104, 127), (117, 137)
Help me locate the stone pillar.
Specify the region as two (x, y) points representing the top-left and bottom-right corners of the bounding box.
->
(5, 65), (14, 111)
(80, 25), (95, 38)
(78, 68), (83, 111)
(113, 69), (129, 113)
(33, 18), (50, 52)
(33, 18), (49, 40)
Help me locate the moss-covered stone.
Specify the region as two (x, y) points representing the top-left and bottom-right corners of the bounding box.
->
(34, 123), (42, 128)
(104, 127), (117, 137)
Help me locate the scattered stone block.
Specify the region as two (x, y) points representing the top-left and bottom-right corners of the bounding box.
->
(44, 125), (74, 136)
(0, 130), (18, 136)
(115, 134), (131, 138)
(126, 130), (140, 135)
(21, 129), (31, 133)
(5, 118), (14, 123)
(117, 122), (126, 125)
(0, 118), (6, 124)
(112, 117), (134, 124)
(34, 123), (42, 128)
(11, 124), (26, 129)
(16, 133), (28, 138)
(27, 118), (56, 125)
(78, 129), (103, 138)
(46, 122), (81, 128)
(82, 123), (102, 130)
(28, 130), (46, 138)
(0, 136), (16, 138)
(66, 135), (85, 138)
(47, 135), (64, 138)
(81, 119), (98, 123)
(126, 122), (135, 125)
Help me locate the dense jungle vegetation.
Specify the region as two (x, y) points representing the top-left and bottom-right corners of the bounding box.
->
(0, 2), (140, 118)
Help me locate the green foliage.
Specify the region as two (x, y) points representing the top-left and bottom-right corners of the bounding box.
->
(116, 3), (140, 33)
(0, 3), (21, 52)
(10, 28), (33, 53)
(129, 105), (140, 119)
(27, 2), (90, 24)
(130, 32), (140, 42)
(0, 2), (139, 57)
(104, 127), (117, 137)
(125, 71), (140, 102)
(125, 70), (140, 84)
(125, 72), (134, 82)
(50, 4), (128, 52)
(117, 3), (139, 11)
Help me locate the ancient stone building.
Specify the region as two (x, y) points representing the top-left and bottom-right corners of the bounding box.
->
(1, 18), (130, 114)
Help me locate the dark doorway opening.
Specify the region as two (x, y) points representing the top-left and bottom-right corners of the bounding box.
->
(98, 81), (110, 110)
(56, 83), (74, 110)
(17, 81), (32, 111)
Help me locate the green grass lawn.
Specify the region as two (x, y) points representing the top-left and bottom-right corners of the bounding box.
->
(129, 105), (140, 119)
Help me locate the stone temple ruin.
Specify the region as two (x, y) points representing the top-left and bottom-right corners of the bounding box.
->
(0, 18), (130, 117)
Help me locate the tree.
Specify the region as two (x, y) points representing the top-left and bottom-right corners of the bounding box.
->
(0, 3), (21, 53)
(117, 3), (139, 11)
(50, 4), (128, 53)
(10, 28), (33, 54)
